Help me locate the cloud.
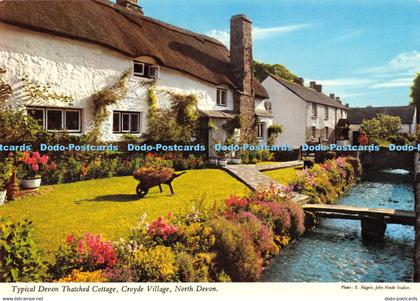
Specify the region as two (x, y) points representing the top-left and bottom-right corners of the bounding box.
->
(310, 77), (375, 87)
(330, 29), (366, 43)
(371, 77), (414, 89)
(361, 51), (420, 75)
(205, 23), (312, 46)
(205, 29), (230, 45)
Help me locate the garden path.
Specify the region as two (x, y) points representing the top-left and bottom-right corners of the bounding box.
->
(223, 161), (308, 204)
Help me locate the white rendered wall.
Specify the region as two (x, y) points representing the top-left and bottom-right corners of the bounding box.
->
(262, 76), (306, 148)
(0, 23), (234, 142)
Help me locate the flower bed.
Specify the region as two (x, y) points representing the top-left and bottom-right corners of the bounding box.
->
(0, 185), (307, 282)
(288, 156), (360, 204)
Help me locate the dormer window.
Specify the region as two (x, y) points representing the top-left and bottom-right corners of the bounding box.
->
(217, 88), (227, 107)
(149, 66), (160, 79)
(133, 62), (145, 76)
(264, 101), (272, 112)
(133, 61), (159, 79)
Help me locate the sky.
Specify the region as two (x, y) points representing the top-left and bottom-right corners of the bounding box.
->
(138, 0), (420, 108)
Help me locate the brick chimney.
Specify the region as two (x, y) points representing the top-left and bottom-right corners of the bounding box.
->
(294, 77), (304, 86)
(335, 96), (342, 104)
(116, 0), (143, 13)
(230, 14), (255, 143)
(314, 84), (322, 93)
(329, 93), (335, 100)
(309, 81), (316, 89)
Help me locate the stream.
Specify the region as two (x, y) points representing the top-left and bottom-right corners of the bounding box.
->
(262, 169), (415, 282)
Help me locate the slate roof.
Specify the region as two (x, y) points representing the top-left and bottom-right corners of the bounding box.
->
(268, 74), (348, 109)
(0, 0), (268, 99)
(348, 105), (416, 124)
(199, 110), (238, 119)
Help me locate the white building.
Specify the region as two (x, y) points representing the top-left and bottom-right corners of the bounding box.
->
(262, 74), (349, 148)
(0, 0), (270, 157)
(347, 105), (417, 144)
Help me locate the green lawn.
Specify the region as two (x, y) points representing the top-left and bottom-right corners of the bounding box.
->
(263, 166), (303, 185)
(0, 169), (249, 255)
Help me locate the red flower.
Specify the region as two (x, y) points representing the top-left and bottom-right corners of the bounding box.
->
(32, 152), (41, 160)
(66, 234), (75, 244)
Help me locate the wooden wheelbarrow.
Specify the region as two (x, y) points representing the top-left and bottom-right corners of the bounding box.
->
(136, 171), (186, 198)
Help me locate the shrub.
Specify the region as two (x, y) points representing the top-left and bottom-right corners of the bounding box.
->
(131, 245), (177, 282)
(56, 269), (107, 282)
(0, 157), (13, 189)
(210, 217), (262, 281)
(178, 222), (215, 254)
(315, 151), (336, 164)
(50, 233), (117, 279)
(0, 218), (48, 282)
(289, 157), (359, 204)
(147, 216), (182, 246)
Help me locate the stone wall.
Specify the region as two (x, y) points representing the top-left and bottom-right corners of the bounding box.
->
(360, 150), (414, 173)
(414, 153), (420, 282)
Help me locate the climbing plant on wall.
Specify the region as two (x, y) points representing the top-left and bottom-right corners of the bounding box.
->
(0, 68), (12, 108)
(144, 84), (200, 145)
(267, 123), (283, 145)
(88, 70), (130, 142)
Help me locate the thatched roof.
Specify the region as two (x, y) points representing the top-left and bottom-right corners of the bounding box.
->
(348, 105), (416, 124)
(0, 0), (268, 99)
(268, 74), (348, 109)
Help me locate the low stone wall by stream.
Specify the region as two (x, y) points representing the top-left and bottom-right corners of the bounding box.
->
(360, 150), (414, 173)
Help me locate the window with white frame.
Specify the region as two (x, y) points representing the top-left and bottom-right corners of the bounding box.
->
(113, 111), (141, 134)
(324, 106), (329, 120)
(133, 61), (159, 79)
(264, 101), (272, 112)
(312, 103), (317, 117)
(257, 122), (265, 140)
(27, 107), (82, 132)
(216, 88), (227, 107)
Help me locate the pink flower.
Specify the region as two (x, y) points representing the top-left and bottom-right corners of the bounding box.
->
(32, 152), (41, 160)
(39, 155), (49, 165)
(31, 164), (39, 172)
(77, 240), (84, 253)
(167, 211), (173, 219)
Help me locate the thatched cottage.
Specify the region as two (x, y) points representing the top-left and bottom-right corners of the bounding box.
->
(0, 0), (272, 156)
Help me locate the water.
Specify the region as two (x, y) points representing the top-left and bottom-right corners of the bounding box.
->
(263, 169), (415, 282)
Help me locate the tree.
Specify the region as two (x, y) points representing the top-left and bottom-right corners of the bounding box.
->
(410, 73), (420, 122)
(360, 114), (401, 144)
(253, 61), (298, 82)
